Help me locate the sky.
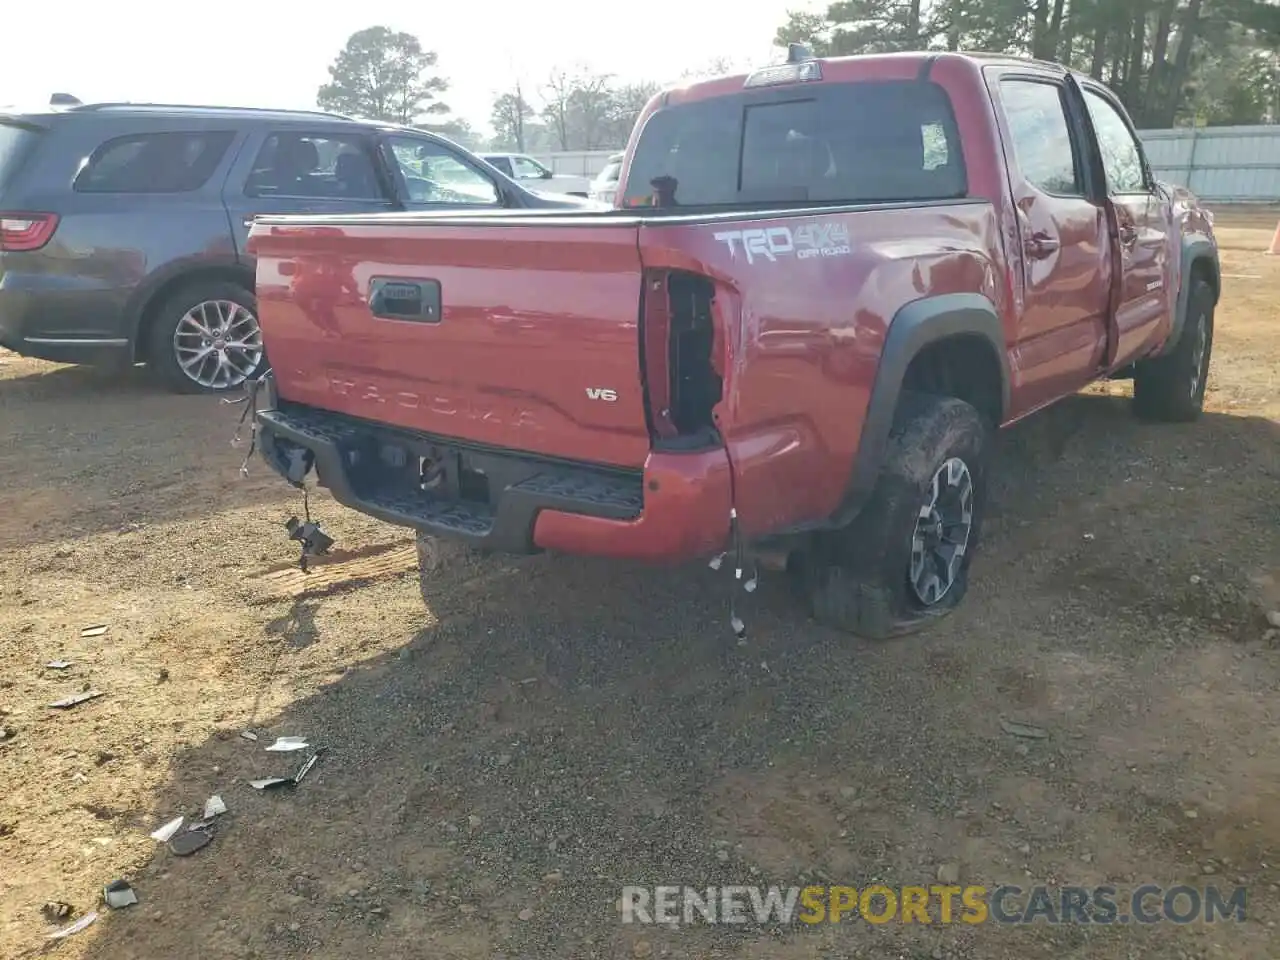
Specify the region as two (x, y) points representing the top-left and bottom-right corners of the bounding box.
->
(4, 0), (811, 135)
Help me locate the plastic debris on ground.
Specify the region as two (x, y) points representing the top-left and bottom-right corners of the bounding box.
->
(169, 828), (213, 856)
(239, 731), (259, 742)
(1000, 718), (1049, 740)
(80, 625), (109, 638)
(103, 880), (138, 909)
(48, 690), (105, 709)
(203, 795), (227, 819)
(249, 777), (292, 790)
(292, 748), (324, 785)
(264, 736), (309, 752)
(45, 660), (72, 670)
(250, 747), (326, 791)
(149, 816), (185, 843)
(47, 912), (97, 939)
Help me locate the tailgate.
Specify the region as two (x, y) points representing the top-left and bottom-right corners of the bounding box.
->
(251, 216), (651, 468)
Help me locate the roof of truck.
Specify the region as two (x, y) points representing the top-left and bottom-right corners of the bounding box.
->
(661, 49), (1078, 112)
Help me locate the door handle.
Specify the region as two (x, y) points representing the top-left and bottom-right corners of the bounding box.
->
(1024, 233), (1059, 260)
(368, 277), (442, 323)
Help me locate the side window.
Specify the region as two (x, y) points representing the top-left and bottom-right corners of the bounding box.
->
(75, 131), (235, 193)
(999, 79), (1082, 196)
(511, 156), (546, 179)
(245, 133), (386, 200)
(1083, 90), (1147, 194)
(388, 137), (500, 205)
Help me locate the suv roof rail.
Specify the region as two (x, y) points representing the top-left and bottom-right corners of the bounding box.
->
(68, 102), (356, 121)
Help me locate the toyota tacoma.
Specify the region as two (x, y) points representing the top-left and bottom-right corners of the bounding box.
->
(245, 48), (1219, 638)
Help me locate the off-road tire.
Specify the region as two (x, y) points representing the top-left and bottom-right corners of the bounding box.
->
(1132, 278), (1215, 423)
(803, 391), (990, 639)
(145, 280), (266, 395)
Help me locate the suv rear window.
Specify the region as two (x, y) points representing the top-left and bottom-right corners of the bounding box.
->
(0, 123), (38, 191)
(75, 131), (235, 194)
(621, 80), (965, 209)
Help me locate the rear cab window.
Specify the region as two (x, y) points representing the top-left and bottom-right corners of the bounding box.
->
(621, 79), (966, 210)
(76, 131), (235, 193)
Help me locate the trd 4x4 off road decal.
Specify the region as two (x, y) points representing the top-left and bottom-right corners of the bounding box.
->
(712, 222), (852, 264)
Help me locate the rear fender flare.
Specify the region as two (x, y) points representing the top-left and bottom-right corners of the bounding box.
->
(1154, 238), (1219, 359)
(828, 292), (1009, 529)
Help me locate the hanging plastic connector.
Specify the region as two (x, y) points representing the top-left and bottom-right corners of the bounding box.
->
(708, 552), (727, 571)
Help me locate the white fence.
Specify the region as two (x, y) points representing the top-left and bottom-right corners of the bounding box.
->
(534, 124), (1280, 203)
(1138, 126), (1280, 203)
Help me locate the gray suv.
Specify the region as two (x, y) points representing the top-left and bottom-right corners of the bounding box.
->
(0, 100), (594, 392)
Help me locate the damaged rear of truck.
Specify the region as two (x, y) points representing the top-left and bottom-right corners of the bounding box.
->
(247, 51), (1062, 636)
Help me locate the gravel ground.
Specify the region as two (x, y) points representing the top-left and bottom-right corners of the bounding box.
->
(1, 211), (1278, 960)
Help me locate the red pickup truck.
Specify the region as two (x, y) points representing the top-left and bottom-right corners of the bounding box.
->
(246, 48), (1219, 639)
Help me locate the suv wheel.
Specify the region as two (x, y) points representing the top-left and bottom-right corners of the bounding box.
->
(146, 281), (266, 394)
(1132, 278), (1215, 422)
(803, 391), (990, 639)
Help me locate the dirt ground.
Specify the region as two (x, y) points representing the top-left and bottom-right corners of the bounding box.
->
(1, 209), (1278, 960)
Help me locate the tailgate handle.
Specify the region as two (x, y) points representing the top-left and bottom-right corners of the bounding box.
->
(368, 277), (442, 323)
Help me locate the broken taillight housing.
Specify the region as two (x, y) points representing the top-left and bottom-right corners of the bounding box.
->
(0, 212), (60, 252)
(639, 268), (724, 446)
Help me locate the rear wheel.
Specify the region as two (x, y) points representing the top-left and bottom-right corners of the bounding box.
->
(1132, 278), (1214, 422)
(146, 280), (266, 394)
(803, 391), (990, 639)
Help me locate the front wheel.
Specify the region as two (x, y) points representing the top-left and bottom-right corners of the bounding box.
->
(1132, 278), (1215, 423)
(803, 392), (990, 639)
(146, 280), (266, 394)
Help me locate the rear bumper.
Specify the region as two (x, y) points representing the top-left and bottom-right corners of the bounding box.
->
(255, 389), (732, 564)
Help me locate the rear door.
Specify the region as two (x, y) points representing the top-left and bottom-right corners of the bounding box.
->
(987, 71), (1113, 413)
(1078, 83), (1174, 367)
(223, 127), (398, 260)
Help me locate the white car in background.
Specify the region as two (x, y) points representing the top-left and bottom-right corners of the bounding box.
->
(589, 152), (624, 205)
(480, 153), (592, 197)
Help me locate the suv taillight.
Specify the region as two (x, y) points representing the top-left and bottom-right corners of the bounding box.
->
(0, 212), (59, 252)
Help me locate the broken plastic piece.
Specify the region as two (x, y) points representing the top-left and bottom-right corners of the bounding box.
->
(264, 736), (309, 752)
(80, 625), (108, 638)
(47, 911), (97, 939)
(708, 552), (726, 571)
(730, 615), (746, 639)
(149, 816), (184, 842)
(103, 880), (138, 909)
(1000, 718), (1049, 740)
(45, 660), (72, 670)
(239, 730), (259, 742)
(744, 577), (758, 593)
(169, 828), (213, 856)
(203, 795), (227, 819)
(292, 749), (324, 785)
(49, 690), (104, 709)
(249, 777), (292, 790)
